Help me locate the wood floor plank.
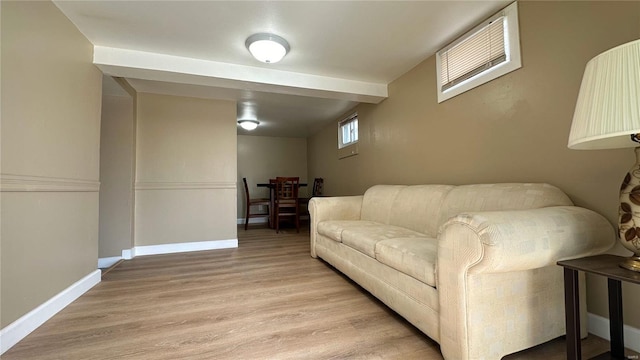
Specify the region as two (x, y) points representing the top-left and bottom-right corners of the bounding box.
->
(2, 225), (634, 359)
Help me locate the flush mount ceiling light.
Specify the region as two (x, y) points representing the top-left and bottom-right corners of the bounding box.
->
(238, 119), (259, 130)
(245, 33), (290, 63)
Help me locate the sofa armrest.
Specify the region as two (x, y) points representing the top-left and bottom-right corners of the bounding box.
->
(437, 206), (615, 273)
(436, 206), (615, 360)
(309, 195), (363, 258)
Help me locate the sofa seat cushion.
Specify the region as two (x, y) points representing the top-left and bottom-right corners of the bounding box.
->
(341, 224), (426, 258)
(317, 220), (380, 242)
(375, 238), (439, 287)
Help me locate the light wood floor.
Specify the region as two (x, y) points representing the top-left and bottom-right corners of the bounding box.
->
(3, 225), (635, 359)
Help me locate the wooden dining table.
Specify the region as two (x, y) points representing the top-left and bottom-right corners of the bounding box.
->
(257, 181), (307, 228)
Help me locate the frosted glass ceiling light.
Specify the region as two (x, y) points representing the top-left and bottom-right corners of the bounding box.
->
(238, 119), (259, 130)
(245, 33), (290, 63)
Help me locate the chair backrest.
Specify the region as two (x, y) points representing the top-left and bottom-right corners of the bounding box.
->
(242, 177), (251, 204)
(275, 177), (299, 202)
(312, 178), (324, 196)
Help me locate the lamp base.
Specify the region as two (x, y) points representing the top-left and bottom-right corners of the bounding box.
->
(618, 146), (640, 272)
(619, 255), (640, 272)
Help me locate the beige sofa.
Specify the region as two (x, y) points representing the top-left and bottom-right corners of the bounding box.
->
(309, 183), (615, 360)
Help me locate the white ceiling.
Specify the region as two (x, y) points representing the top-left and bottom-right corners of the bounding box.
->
(54, 0), (509, 138)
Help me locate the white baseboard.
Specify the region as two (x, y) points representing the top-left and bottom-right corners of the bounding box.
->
(237, 216), (309, 225)
(102, 239), (239, 266)
(0, 270), (101, 355)
(97, 256), (122, 269)
(132, 238), (238, 257)
(588, 312), (640, 353)
(237, 217), (268, 225)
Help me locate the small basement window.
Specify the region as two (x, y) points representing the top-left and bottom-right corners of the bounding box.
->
(338, 113), (358, 149)
(436, 1), (521, 103)
(337, 113), (358, 159)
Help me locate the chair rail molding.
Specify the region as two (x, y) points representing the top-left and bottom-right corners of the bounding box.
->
(0, 173), (100, 192)
(135, 181), (236, 191)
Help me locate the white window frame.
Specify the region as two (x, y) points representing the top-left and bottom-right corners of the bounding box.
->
(338, 113), (358, 149)
(436, 1), (521, 103)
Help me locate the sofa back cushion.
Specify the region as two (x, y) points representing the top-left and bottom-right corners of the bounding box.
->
(362, 185), (454, 236)
(361, 183), (573, 237)
(437, 183), (573, 228)
(361, 185), (405, 224)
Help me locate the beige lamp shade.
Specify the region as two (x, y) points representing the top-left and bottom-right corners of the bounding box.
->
(567, 39), (640, 271)
(568, 39), (640, 150)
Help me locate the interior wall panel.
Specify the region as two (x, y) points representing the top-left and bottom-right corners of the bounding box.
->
(135, 93), (237, 246)
(307, 1), (640, 328)
(0, 0), (102, 327)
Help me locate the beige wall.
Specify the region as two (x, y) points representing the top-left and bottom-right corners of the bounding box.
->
(99, 93), (135, 258)
(135, 93), (237, 246)
(308, 1), (640, 328)
(237, 135), (308, 220)
(1, 1), (102, 327)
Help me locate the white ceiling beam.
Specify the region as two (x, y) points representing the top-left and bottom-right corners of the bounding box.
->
(93, 46), (387, 104)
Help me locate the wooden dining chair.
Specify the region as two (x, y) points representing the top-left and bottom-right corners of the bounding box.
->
(311, 177), (324, 197)
(242, 177), (270, 230)
(274, 176), (300, 233)
(299, 178), (324, 218)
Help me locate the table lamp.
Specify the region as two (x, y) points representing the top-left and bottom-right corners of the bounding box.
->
(568, 39), (640, 271)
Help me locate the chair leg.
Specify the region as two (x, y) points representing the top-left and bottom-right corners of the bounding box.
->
(267, 205), (271, 228)
(245, 205), (250, 230)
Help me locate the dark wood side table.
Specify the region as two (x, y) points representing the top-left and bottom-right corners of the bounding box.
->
(557, 254), (640, 360)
